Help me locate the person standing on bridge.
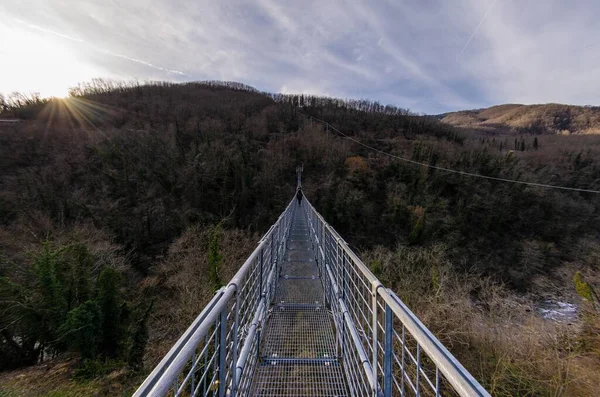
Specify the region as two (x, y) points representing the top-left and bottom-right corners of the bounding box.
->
(296, 188), (303, 206)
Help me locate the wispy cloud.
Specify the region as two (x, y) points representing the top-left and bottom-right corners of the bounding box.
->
(12, 17), (185, 76)
(1, 0), (599, 113)
(459, 0), (498, 56)
(14, 17), (84, 42)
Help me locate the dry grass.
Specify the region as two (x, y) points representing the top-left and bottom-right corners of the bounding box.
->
(364, 244), (600, 396)
(0, 356), (142, 397)
(144, 225), (258, 367)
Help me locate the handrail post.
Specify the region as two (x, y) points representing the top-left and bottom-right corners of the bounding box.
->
(230, 292), (240, 397)
(270, 227), (275, 270)
(383, 305), (393, 397)
(135, 196), (491, 397)
(371, 282), (380, 397)
(218, 309), (227, 397)
(336, 240), (343, 360)
(259, 248), (264, 302)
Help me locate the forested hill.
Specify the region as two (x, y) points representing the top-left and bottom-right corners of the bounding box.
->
(2, 80), (599, 286)
(440, 103), (600, 135)
(1, 81), (599, 393)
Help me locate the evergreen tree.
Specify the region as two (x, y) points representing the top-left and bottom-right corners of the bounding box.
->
(59, 300), (102, 359)
(34, 244), (67, 354)
(97, 268), (123, 358)
(62, 244), (92, 311)
(127, 301), (153, 370)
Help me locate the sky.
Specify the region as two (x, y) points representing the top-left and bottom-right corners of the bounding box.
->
(1, 0), (599, 114)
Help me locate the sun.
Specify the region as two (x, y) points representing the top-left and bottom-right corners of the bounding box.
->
(42, 85), (71, 99)
(0, 21), (100, 100)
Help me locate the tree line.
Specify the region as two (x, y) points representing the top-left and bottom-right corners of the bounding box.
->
(1, 80), (599, 379)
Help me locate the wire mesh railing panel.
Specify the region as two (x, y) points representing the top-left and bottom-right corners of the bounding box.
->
(136, 191), (490, 397)
(133, 200), (294, 397)
(249, 204), (347, 397)
(303, 198), (490, 397)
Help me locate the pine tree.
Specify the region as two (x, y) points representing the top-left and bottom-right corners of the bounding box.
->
(35, 244), (67, 353)
(59, 300), (102, 359)
(97, 268), (123, 358)
(63, 244), (92, 311)
(127, 301), (153, 370)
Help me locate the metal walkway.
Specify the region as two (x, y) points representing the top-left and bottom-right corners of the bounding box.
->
(249, 204), (347, 396)
(134, 190), (491, 397)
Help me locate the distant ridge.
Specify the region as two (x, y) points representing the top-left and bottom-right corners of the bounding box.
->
(440, 103), (600, 135)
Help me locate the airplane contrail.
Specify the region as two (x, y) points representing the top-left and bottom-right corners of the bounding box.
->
(13, 18), (186, 76)
(460, 0), (498, 56)
(15, 18), (84, 42)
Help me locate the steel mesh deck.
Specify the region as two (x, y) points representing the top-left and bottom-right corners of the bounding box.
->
(249, 205), (348, 396)
(250, 362), (347, 397)
(275, 278), (323, 305)
(261, 306), (336, 358)
(287, 240), (313, 250)
(285, 248), (314, 262)
(281, 260), (318, 278)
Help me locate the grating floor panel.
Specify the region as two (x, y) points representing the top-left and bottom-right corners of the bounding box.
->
(249, 205), (347, 396)
(250, 362), (347, 397)
(286, 249), (314, 262)
(289, 233), (309, 237)
(281, 260), (319, 278)
(287, 240), (312, 250)
(276, 278), (323, 305)
(262, 306), (336, 358)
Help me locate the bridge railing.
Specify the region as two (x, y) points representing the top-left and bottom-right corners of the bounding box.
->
(133, 199), (295, 397)
(303, 198), (490, 397)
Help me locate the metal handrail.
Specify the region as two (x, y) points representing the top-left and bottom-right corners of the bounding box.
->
(134, 193), (490, 397)
(133, 199), (295, 397)
(382, 290), (489, 396)
(303, 197), (490, 397)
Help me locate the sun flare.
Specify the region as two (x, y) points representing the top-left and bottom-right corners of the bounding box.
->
(0, 22), (100, 99)
(44, 85), (71, 99)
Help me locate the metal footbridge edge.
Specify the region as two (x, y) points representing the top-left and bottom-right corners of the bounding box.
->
(133, 191), (491, 397)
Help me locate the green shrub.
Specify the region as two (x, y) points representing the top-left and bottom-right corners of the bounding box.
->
(573, 271), (595, 303)
(59, 301), (102, 359)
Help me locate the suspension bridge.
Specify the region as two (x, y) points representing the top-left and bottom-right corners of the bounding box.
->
(134, 173), (490, 396)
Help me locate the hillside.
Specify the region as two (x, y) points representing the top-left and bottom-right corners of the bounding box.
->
(441, 103), (600, 135)
(1, 81), (599, 396)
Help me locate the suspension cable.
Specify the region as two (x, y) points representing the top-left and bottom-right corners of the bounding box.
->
(298, 111), (600, 194)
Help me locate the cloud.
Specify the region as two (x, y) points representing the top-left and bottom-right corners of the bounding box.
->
(458, 0), (600, 106)
(1, 0), (599, 113)
(11, 15), (185, 76)
(459, 0), (498, 56)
